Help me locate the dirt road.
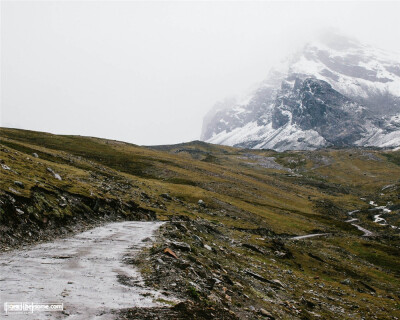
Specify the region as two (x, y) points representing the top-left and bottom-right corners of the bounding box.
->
(0, 221), (169, 319)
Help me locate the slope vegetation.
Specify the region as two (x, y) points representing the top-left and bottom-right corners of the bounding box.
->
(1, 128), (399, 319)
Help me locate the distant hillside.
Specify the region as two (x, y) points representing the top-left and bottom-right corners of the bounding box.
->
(1, 127), (400, 319)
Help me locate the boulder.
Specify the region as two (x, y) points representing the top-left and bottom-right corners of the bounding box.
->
(170, 241), (191, 252)
(164, 247), (179, 259)
(260, 308), (275, 318)
(271, 279), (285, 288)
(47, 167), (62, 180)
(1, 164), (11, 171)
(14, 181), (24, 189)
(160, 193), (172, 201)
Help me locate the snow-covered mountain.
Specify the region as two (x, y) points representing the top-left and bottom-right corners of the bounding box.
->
(201, 32), (400, 151)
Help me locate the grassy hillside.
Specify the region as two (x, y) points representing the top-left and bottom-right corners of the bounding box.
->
(1, 127), (399, 319)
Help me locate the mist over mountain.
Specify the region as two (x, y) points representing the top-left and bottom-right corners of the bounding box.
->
(201, 32), (400, 151)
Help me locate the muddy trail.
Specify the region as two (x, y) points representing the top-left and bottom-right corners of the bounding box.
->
(0, 221), (170, 319)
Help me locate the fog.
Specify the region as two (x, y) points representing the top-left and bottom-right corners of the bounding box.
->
(1, 1), (400, 145)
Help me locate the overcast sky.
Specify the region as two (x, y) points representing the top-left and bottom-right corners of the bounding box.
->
(1, 1), (400, 145)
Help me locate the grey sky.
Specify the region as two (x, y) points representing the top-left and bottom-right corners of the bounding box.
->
(1, 1), (400, 145)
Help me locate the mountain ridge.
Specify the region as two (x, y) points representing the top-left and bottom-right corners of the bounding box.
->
(201, 33), (400, 151)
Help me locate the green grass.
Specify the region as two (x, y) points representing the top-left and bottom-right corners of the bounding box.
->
(1, 127), (400, 319)
(383, 150), (400, 166)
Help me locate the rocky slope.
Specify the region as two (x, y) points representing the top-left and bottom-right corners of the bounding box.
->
(201, 32), (400, 151)
(1, 128), (400, 319)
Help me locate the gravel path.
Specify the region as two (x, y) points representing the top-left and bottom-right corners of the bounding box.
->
(0, 221), (168, 319)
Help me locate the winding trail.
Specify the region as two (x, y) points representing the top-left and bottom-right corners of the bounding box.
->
(346, 208), (375, 237)
(345, 218), (358, 223)
(291, 233), (329, 240)
(0, 221), (169, 319)
(351, 223), (374, 237)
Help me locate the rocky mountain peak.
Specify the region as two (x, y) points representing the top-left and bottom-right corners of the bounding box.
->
(201, 34), (400, 151)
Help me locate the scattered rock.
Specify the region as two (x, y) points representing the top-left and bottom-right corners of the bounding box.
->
(198, 199), (206, 207)
(192, 235), (204, 246)
(207, 293), (221, 304)
(16, 208), (24, 215)
(233, 282), (243, 290)
(8, 187), (21, 195)
(222, 275), (234, 286)
(308, 252), (324, 262)
(58, 196), (68, 208)
(359, 281), (376, 293)
(47, 167), (62, 180)
(204, 244), (212, 251)
(160, 193), (172, 201)
(163, 247), (179, 259)
(172, 222), (188, 233)
(1, 164), (11, 171)
(32, 153), (39, 158)
(170, 241), (191, 252)
(274, 250), (287, 258)
(271, 279), (285, 288)
(243, 243), (264, 254)
(189, 281), (201, 292)
(140, 192), (150, 200)
(245, 270), (269, 283)
(341, 278), (351, 285)
(260, 308), (274, 318)
(14, 181), (24, 189)
(301, 297), (316, 308)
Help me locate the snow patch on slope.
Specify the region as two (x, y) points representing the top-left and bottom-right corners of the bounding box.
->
(289, 41), (400, 99)
(208, 120), (326, 152)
